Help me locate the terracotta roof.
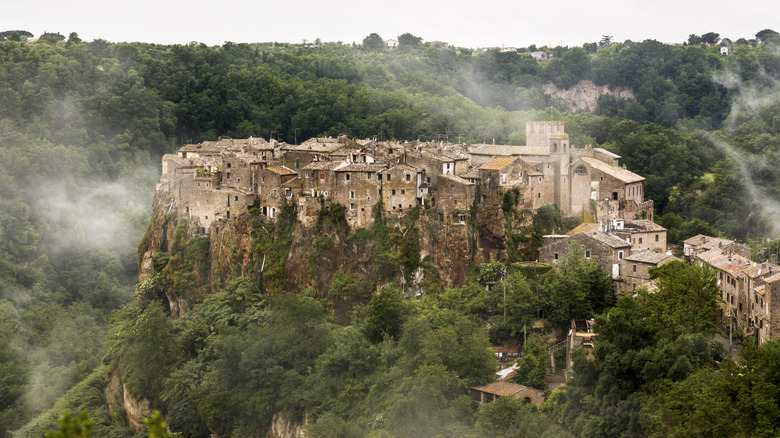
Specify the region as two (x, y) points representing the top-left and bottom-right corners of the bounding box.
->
(683, 234), (711, 246)
(624, 251), (675, 265)
(577, 231), (631, 249)
(334, 164), (384, 173)
(470, 381), (536, 397)
(470, 144), (549, 156)
(699, 250), (752, 276)
(462, 168), (480, 179)
(480, 156), (519, 170)
(178, 143), (222, 154)
(622, 220), (666, 232)
(593, 148), (621, 159)
(283, 138), (345, 153)
(567, 223), (600, 235)
(439, 174), (474, 185)
(743, 263), (775, 279)
(581, 157), (644, 183)
(420, 151), (456, 162)
(265, 166), (297, 176)
(765, 273), (780, 284)
(282, 177), (302, 188)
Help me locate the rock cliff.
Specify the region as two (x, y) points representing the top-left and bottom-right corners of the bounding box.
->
(543, 80), (635, 113)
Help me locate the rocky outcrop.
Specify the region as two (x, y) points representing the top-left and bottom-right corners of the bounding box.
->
(267, 412), (305, 438)
(106, 368), (153, 433)
(543, 80), (634, 113)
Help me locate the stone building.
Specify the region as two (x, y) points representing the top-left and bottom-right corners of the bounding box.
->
(619, 251), (676, 294)
(468, 381), (545, 406)
(609, 219), (667, 253)
(433, 174), (475, 224)
(539, 231), (632, 281)
(333, 163), (385, 227)
(381, 164), (421, 217)
(158, 119), (655, 243)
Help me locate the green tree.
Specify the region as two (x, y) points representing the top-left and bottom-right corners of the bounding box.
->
(364, 287), (407, 343)
(755, 29), (779, 42)
(362, 33), (385, 50)
(700, 32), (721, 45)
(641, 260), (720, 339)
(45, 410), (94, 438)
(398, 33), (422, 49)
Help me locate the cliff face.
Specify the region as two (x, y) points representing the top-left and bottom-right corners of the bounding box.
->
(543, 80), (635, 113)
(136, 195), (522, 320)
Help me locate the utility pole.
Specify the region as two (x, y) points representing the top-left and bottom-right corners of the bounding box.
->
(503, 265), (507, 323)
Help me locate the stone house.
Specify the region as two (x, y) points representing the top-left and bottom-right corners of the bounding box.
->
(301, 161), (344, 199)
(280, 137), (347, 172)
(433, 174), (475, 224)
(257, 166), (297, 219)
(468, 381), (545, 406)
(333, 163), (384, 227)
(609, 219), (667, 253)
(684, 234), (750, 260)
(539, 231), (632, 280)
(619, 251), (676, 294)
(380, 164), (421, 217)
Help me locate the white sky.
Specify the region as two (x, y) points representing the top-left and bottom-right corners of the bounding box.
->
(4, 0), (779, 48)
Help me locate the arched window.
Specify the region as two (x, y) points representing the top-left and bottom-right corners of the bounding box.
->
(574, 165), (588, 175)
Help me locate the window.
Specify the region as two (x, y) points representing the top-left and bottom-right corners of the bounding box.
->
(350, 190), (355, 199)
(295, 158), (300, 169)
(575, 165), (587, 175)
(345, 173), (350, 181)
(639, 237), (643, 244)
(285, 188), (292, 197)
(367, 196), (371, 202)
(618, 251), (624, 260)
(632, 264), (637, 273)
(398, 204), (402, 210)
(227, 163), (231, 168)
(319, 173), (325, 180)
(378, 174), (383, 181)
(401, 190), (405, 194)
(387, 174), (391, 181)
(585, 250), (591, 258)
(197, 201), (201, 207)
(459, 214), (466, 223)
(227, 172), (231, 178)
(235, 196), (238, 201)
(197, 182), (201, 187)
(655, 234), (659, 242)
(350, 203), (355, 210)
(554, 253), (559, 261)
(392, 189), (396, 195)
(537, 193), (541, 198)
(205, 215), (208, 220)
(406, 174), (411, 181)
(227, 211), (230, 218)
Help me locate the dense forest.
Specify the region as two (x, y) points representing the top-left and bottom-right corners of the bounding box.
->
(2, 29), (780, 437)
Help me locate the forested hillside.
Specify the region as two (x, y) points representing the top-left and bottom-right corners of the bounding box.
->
(3, 30), (780, 437)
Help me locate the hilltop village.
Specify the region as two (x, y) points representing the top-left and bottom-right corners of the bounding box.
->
(159, 121), (650, 230)
(157, 121), (780, 344)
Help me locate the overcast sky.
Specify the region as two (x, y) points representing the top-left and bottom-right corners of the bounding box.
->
(4, 0), (778, 48)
